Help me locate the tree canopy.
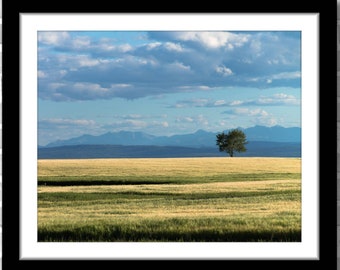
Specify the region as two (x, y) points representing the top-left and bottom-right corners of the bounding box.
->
(216, 129), (248, 157)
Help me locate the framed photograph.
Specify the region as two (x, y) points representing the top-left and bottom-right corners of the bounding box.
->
(5, 3), (335, 268)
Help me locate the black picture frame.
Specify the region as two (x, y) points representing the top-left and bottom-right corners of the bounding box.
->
(3, 1), (336, 268)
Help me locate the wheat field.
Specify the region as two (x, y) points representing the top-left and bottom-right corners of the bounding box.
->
(38, 157), (301, 242)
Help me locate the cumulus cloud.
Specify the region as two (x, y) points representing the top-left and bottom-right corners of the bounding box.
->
(38, 31), (70, 45)
(149, 31), (250, 49)
(38, 31), (301, 101)
(215, 65), (233, 76)
(164, 42), (185, 52)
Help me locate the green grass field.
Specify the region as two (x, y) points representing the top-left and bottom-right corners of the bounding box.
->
(38, 157), (301, 242)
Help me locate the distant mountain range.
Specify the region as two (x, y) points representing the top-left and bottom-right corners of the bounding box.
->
(42, 125), (301, 148)
(38, 126), (301, 159)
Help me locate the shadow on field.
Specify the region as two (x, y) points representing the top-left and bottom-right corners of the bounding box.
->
(38, 180), (173, 186)
(38, 227), (301, 242)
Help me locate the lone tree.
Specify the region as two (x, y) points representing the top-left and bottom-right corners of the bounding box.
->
(216, 129), (248, 157)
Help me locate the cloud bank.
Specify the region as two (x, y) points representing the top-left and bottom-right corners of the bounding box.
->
(38, 31), (301, 101)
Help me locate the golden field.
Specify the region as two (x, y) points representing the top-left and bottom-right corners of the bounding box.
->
(38, 157), (301, 242)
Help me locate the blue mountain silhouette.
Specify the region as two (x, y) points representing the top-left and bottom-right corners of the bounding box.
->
(43, 125), (301, 148)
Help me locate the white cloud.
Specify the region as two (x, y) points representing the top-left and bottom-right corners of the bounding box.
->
(224, 108), (269, 117)
(271, 71), (301, 80)
(229, 100), (243, 106)
(176, 117), (193, 123)
(257, 93), (300, 106)
(39, 118), (96, 127)
(125, 120), (148, 128)
(222, 108), (278, 127)
(170, 98), (210, 108)
(168, 61), (191, 72)
(146, 42), (162, 50)
(38, 118), (99, 145)
(48, 82), (66, 90)
(111, 83), (132, 88)
(103, 119), (170, 133)
(99, 43), (133, 53)
(215, 65), (233, 76)
(72, 36), (91, 48)
(197, 85), (211, 90)
(214, 100), (226, 106)
(38, 31), (301, 101)
(250, 39), (262, 56)
(178, 85), (213, 91)
(38, 31), (70, 45)
(119, 114), (143, 119)
(170, 92), (300, 109)
(164, 42), (184, 52)
(196, 114), (209, 126)
(267, 59), (279, 65)
(173, 32), (249, 49)
(59, 70), (67, 76)
(73, 82), (108, 93)
(77, 55), (100, 67)
(252, 117), (278, 127)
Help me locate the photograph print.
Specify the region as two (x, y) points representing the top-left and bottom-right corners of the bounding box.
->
(19, 13), (319, 260)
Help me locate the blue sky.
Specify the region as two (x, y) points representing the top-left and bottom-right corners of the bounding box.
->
(38, 31), (301, 146)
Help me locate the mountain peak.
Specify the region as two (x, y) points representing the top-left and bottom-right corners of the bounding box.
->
(194, 129), (208, 134)
(43, 125), (301, 148)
